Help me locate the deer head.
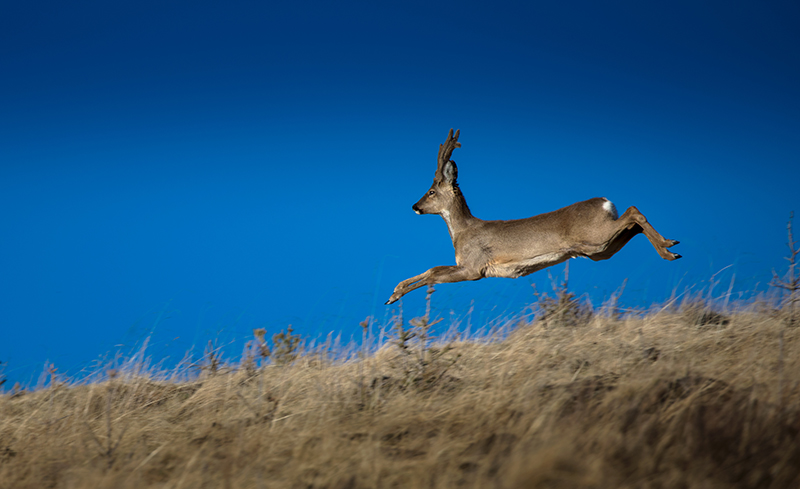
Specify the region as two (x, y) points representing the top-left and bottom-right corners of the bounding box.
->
(412, 129), (461, 216)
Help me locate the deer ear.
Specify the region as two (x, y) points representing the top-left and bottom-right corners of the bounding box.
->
(443, 160), (458, 184)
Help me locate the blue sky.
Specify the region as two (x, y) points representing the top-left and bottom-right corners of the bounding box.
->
(2, 1), (799, 387)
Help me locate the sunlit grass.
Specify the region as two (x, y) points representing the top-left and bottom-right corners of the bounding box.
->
(1, 286), (798, 488)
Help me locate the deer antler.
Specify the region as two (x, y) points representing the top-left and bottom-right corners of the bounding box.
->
(435, 128), (461, 181)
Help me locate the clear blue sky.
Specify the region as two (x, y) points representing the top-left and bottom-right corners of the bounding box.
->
(2, 1), (798, 387)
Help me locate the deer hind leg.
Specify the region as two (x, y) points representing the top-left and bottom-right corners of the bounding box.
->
(386, 265), (482, 304)
(589, 206), (681, 262)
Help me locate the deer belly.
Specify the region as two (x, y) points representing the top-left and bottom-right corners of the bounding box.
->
(484, 252), (571, 278)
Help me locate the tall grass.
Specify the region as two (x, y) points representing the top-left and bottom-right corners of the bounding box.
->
(1, 289), (798, 488)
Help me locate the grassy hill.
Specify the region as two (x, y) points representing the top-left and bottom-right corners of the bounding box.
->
(1, 291), (798, 488)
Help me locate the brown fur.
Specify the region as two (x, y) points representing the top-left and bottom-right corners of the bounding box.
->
(387, 130), (680, 304)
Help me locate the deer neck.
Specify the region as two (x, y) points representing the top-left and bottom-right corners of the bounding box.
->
(440, 193), (475, 242)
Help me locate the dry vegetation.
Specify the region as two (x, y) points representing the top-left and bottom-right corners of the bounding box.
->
(1, 294), (799, 489)
(2, 217), (798, 489)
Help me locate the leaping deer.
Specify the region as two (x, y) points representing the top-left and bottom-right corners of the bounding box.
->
(385, 129), (681, 305)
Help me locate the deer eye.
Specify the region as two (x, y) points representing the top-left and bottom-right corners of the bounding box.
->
(428, 190), (436, 195)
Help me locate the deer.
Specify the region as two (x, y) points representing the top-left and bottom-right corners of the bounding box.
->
(385, 129), (681, 305)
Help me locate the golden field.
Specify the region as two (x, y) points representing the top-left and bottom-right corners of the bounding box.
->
(1, 291), (798, 488)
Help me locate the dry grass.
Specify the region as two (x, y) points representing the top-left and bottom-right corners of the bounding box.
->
(2, 299), (799, 489)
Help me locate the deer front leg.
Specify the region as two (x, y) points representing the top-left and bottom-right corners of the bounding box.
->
(385, 265), (482, 304)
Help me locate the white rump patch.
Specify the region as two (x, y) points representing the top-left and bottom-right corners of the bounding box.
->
(603, 199), (618, 219)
